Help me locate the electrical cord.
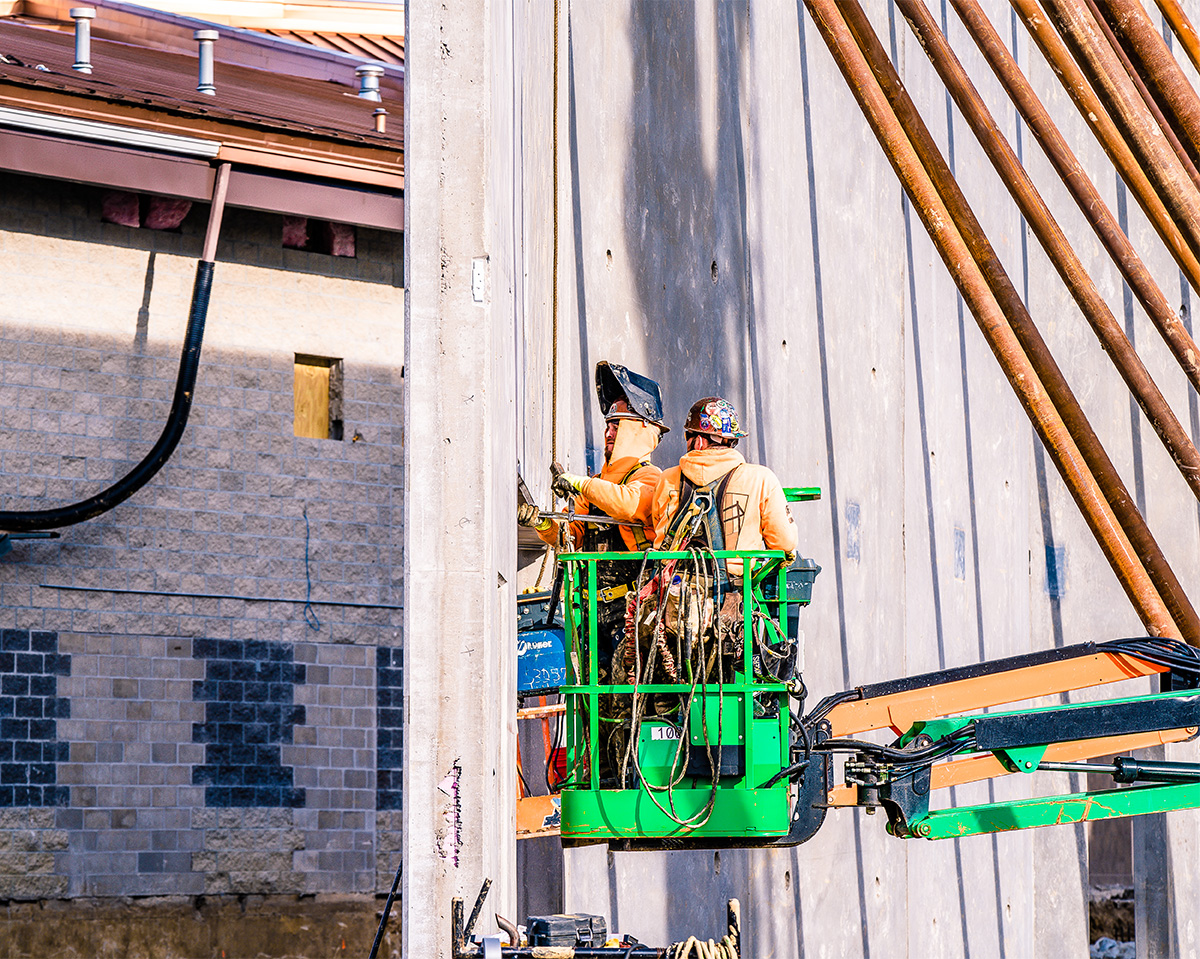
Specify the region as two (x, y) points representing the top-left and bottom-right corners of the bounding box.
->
(302, 505), (321, 632)
(759, 713), (812, 789)
(1100, 637), (1200, 678)
(0, 261), (216, 531)
(809, 726), (976, 763)
(623, 547), (725, 829)
(517, 762), (533, 798)
(802, 689), (865, 729)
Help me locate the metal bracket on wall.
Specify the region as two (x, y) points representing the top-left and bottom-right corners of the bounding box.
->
(0, 531), (61, 557)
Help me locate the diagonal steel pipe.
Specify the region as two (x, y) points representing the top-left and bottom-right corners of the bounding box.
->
(947, 0), (1200, 398)
(832, 0), (1198, 643)
(1010, 0), (1200, 293)
(1037, 0), (1200, 271)
(1085, 0), (1200, 188)
(889, 0), (1200, 498)
(1095, 0), (1200, 178)
(1154, 0), (1200, 76)
(799, 0), (1182, 640)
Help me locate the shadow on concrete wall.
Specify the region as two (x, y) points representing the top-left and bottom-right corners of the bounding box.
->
(615, 1), (753, 462)
(583, 1), (877, 952)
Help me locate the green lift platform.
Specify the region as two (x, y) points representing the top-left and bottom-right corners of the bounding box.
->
(550, 487), (1200, 849)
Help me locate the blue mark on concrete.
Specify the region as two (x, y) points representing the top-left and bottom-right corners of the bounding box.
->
(0, 629), (70, 808)
(954, 527), (966, 581)
(1046, 545), (1067, 599)
(845, 501), (861, 563)
(191, 638), (306, 807)
(376, 647), (402, 811)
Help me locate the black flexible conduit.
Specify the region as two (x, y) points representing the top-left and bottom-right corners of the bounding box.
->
(0, 260), (215, 531)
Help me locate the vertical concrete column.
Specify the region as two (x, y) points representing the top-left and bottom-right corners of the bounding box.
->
(1134, 741), (1171, 959)
(403, 0), (517, 955)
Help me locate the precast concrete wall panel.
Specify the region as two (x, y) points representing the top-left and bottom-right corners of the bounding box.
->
(503, 0), (1200, 955)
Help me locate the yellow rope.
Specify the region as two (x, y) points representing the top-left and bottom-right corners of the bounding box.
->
(550, 0), (560, 469)
(534, 0), (563, 589)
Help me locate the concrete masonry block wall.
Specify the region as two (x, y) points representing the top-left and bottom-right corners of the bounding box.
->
(0, 174), (405, 901)
(0, 628), (401, 899)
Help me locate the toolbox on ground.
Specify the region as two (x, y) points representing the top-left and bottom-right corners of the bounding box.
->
(526, 913), (608, 947)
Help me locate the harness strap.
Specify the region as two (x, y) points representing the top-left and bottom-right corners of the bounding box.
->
(663, 465), (741, 556)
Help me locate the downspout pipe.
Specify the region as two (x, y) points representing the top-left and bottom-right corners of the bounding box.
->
(888, 0), (1200, 498)
(799, 0), (1183, 641)
(951, 0), (1200, 398)
(0, 162), (232, 532)
(1010, 0), (1200, 294)
(1094, 0), (1200, 181)
(1036, 0), (1200, 271)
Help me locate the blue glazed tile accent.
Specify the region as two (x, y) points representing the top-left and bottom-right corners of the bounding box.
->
(0, 630), (69, 808)
(376, 647), (402, 811)
(191, 638), (306, 807)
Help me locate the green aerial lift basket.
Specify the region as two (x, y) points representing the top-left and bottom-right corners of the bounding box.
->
(557, 549), (816, 845)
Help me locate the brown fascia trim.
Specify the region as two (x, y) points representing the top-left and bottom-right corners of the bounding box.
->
(0, 83), (404, 188)
(0, 127), (403, 231)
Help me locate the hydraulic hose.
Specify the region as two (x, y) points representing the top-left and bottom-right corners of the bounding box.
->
(0, 163), (230, 532)
(0, 262), (214, 531)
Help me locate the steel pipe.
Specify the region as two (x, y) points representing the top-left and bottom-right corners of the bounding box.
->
(1154, 0), (1200, 76)
(800, 0), (1180, 640)
(1085, 0), (1200, 190)
(952, 0), (1200, 396)
(898, 0), (1200, 498)
(1096, 0), (1200, 174)
(1037, 0), (1200, 273)
(194, 29), (218, 96)
(1010, 0), (1200, 300)
(833, 0), (1197, 643)
(70, 7), (95, 74)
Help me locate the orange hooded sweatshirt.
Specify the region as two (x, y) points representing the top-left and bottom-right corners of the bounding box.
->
(537, 418), (662, 551)
(651, 447), (797, 576)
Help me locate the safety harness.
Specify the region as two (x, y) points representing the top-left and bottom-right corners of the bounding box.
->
(661, 466), (740, 586)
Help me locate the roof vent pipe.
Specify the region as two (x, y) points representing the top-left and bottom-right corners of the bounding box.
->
(70, 8), (95, 74)
(193, 29), (218, 95)
(355, 63), (384, 101)
(372, 107), (387, 134)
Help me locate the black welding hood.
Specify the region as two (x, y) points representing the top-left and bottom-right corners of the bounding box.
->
(595, 361), (669, 432)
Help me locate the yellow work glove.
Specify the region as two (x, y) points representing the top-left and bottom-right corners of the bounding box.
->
(550, 462), (585, 499)
(517, 503), (552, 531)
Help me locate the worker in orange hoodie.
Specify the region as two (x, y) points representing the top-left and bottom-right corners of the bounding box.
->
(651, 396), (797, 579)
(614, 395), (797, 718)
(518, 361), (668, 673)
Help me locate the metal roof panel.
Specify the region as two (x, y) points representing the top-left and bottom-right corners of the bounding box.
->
(0, 18), (402, 151)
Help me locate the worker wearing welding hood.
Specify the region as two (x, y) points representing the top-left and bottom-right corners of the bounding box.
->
(652, 396), (797, 576)
(517, 361), (668, 674)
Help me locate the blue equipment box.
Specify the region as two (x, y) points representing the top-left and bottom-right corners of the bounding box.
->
(518, 590), (567, 695)
(517, 628), (567, 695)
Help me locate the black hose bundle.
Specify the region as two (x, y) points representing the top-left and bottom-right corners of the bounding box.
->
(0, 261), (214, 531)
(1100, 636), (1200, 680)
